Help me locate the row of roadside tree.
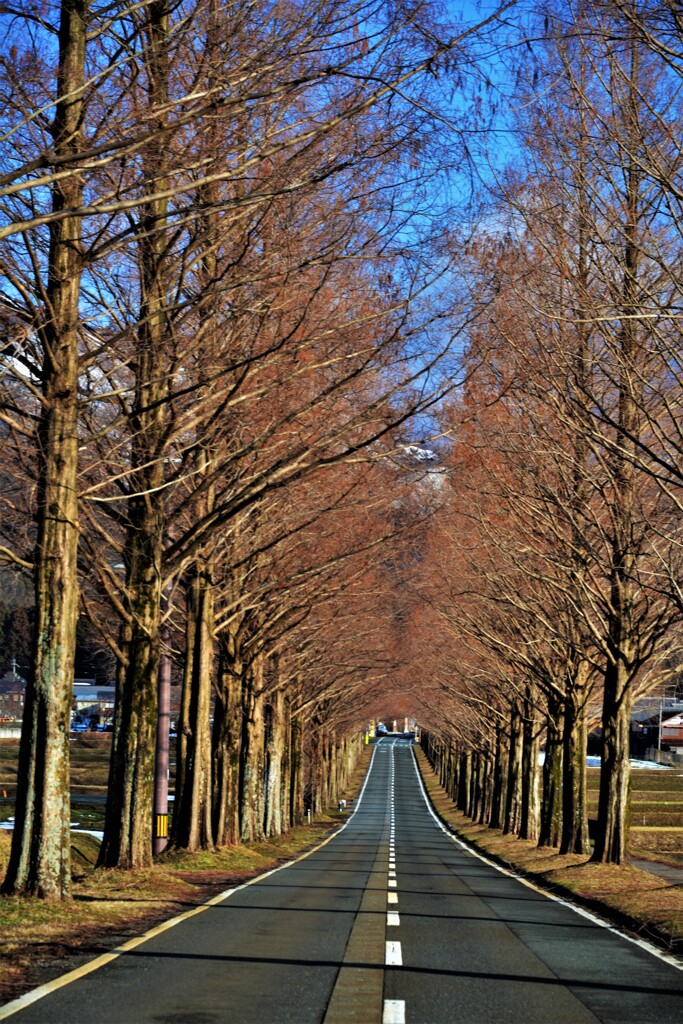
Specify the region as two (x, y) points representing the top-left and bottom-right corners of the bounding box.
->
(0, 0), (515, 898)
(1, 0), (680, 900)
(402, 1), (682, 865)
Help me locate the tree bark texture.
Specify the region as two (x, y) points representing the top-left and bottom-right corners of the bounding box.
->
(289, 713), (304, 827)
(240, 657), (266, 842)
(212, 630), (243, 846)
(489, 725), (508, 831)
(99, 0), (170, 870)
(560, 671), (590, 855)
(171, 567), (215, 851)
(279, 696), (292, 833)
(519, 691), (540, 841)
(264, 688), (287, 837)
(2, 0), (86, 900)
(592, 659), (633, 863)
(504, 705), (523, 835)
(308, 717), (324, 814)
(592, 61), (641, 864)
(539, 699), (563, 848)
(457, 751), (471, 813)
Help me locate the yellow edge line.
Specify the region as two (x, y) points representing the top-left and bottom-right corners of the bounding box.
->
(0, 745), (378, 1020)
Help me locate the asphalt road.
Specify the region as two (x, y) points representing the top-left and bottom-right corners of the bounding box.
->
(2, 739), (681, 1024)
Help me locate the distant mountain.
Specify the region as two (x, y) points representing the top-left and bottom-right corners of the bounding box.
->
(402, 445), (439, 463)
(392, 444), (448, 508)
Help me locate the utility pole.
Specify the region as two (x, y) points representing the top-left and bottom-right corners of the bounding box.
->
(154, 645), (171, 855)
(154, 536), (173, 855)
(657, 699), (663, 755)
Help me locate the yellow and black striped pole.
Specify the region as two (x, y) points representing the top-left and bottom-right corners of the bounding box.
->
(153, 635), (172, 855)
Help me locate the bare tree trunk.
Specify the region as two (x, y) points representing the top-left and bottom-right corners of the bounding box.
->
(592, 51), (641, 865)
(171, 0), (223, 853)
(289, 713), (304, 827)
(100, 532), (163, 868)
(279, 696), (292, 833)
(448, 742), (459, 802)
(240, 657), (266, 842)
(212, 630), (243, 846)
(171, 566), (215, 851)
(457, 751), (471, 813)
(308, 716), (324, 814)
(264, 688), (286, 837)
(478, 748), (492, 825)
(99, 0), (170, 871)
(326, 731), (337, 807)
(560, 667), (590, 854)
(539, 697), (563, 848)
(2, 0), (86, 899)
(504, 705), (523, 835)
(593, 658), (633, 863)
(490, 725), (508, 831)
(446, 744), (456, 799)
(519, 691), (540, 841)
(468, 751), (480, 819)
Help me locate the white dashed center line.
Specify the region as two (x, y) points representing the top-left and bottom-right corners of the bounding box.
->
(383, 1000), (406, 1024)
(384, 747), (405, 1020)
(385, 940), (403, 966)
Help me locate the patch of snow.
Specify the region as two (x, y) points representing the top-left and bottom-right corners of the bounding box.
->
(629, 758), (674, 770)
(585, 755), (672, 769)
(404, 445), (438, 462)
(0, 819), (105, 835)
(0, 822), (105, 839)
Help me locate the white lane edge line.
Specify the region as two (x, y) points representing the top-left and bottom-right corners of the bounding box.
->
(387, 911), (401, 926)
(383, 999), (406, 1024)
(387, 892), (399, 904)
(409, 745), (682, 971)
(0, 747), (385, 1021)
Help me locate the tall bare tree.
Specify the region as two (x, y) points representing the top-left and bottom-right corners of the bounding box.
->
(2, 0), (87, 898)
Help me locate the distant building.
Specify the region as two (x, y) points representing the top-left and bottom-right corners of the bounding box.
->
(72, 679), (115, 722)
(0, 674), (120, 725)
(0, 670), (26, 720)
(631, 697), (683, 755)
(661, 714), (683, 748)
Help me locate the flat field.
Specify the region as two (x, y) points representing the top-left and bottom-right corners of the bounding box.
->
(0, 734), (177, 830)
(586, 766), (683, 866)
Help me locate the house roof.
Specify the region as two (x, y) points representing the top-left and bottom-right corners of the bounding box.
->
(73, 686), (115, 701)
(632, 699), (683, 724)
(0, 673), (26, 694)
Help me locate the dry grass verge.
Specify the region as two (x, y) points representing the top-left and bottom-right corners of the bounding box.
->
(414, 748), (682, 957)
(0, 743), (373, 1007)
